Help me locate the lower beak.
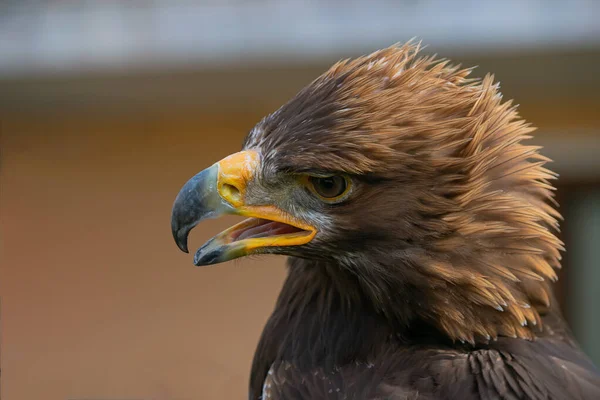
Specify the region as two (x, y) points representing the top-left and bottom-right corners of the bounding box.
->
(170, 151), (316, 266)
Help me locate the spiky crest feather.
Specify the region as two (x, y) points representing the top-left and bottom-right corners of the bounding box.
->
(246, 41), (563, 344)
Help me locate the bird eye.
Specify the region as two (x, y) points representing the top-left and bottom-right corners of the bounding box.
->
(307, 175), (351, 202)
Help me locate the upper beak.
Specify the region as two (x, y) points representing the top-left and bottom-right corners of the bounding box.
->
(171, 150), (316, 266)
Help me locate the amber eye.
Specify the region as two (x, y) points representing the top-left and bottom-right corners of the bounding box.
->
(307, 175), (350, 201)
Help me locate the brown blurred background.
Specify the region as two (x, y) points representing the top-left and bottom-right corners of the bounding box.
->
(1, 1), (599, 399)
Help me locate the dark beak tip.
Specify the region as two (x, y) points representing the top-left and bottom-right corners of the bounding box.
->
(193, 240), (224, 266)
(170, 165), (221, 258)
(171, 220), (190, 253)
(178, 242), (190, 254)
(174, 230), (190, 253)
(171, 166), (218, 253)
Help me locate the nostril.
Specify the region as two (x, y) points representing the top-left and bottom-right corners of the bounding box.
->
(221, 183), (242, 203)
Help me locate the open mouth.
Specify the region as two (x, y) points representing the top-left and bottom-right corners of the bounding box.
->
(190, 214), (316, 266)
(230, 218), (311, 242)
(217, 217), (314, 252)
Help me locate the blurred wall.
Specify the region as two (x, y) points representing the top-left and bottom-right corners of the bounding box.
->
(1, 111), (290, 399)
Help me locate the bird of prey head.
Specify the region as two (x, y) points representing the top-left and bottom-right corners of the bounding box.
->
(171, 42), (562, 345)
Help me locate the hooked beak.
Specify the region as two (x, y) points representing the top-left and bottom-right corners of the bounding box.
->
(171, 150), (316, 266)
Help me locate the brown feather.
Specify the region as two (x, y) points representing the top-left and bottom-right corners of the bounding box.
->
(245, 41), (564, 343)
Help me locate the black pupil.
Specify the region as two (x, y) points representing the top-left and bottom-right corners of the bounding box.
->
(311, 176), (346, 198)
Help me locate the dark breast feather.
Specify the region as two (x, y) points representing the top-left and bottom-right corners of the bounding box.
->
(249, 260), (600, 400)
(253, 336), (600, 399)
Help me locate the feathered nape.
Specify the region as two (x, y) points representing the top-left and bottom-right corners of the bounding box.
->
(249, 41), (564, 345)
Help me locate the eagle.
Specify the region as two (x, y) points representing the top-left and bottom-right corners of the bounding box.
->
(170, 42), (600, 399)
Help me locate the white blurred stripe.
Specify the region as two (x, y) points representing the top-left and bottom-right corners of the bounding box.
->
(1, 0), (599, 77)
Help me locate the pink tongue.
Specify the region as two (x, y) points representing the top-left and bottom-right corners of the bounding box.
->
(235, 220), (302, 241)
